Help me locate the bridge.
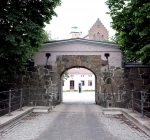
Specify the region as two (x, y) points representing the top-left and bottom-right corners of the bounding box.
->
(0, 38), (150, 139)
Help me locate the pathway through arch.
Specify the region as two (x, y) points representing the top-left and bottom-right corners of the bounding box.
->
(62, 91), (95, 104)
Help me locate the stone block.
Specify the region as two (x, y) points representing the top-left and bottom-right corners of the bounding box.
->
(113, 70), (123, 77)
(22, 77), (29, 85)
(130, 68), (139, 74)
(76, 59), (81, 65)
(62, 56), (69, 62)
(141, 85), (150, 90)
(92, 58), (101, 63)
(115, 67), (121, 69)
(29, 79), (39, 86)
(110, 66), (115, 70)
(124, 68), (130, 73)
(30, 72), (40, 81)
(100, 85), (106, 93)
(143, 79), (150, 85)
(80, 56), (87, 62)
(133, 80), (143, 89)
(38, 67), (49, 75)
(130, 73), (141, 80)
(124, 82), (134, 90)
(139, 68), (150, 74)
(141, 74), (150, 79)
(113, 77), (124, 87)
(101, 59), (107, 66)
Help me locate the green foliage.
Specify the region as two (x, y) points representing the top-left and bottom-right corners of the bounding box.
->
(102, 36), (117, 43)
(43, 30), (52, 42)
(0, 0), (61, 82)
(62, 71), (69, 80)
(106, 0), (150, 63)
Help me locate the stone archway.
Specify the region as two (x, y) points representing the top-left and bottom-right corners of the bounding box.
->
(55, 55), (102, 104)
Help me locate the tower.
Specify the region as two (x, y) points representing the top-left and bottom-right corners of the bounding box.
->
(70, 26), (82, 38)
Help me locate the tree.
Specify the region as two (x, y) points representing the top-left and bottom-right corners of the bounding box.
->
(102, 36), (117, 43)
(0, 0), (61, 82)
(43, 30), (52, 42)
(106, 0), (150, 63)
(62, 71), (69, 80)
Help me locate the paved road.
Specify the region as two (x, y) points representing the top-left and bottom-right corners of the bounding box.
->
(0, 92), (149, 140)
(0, 103), (149, 140)
(62, 91), (95, 103)
(36, 103), (117, 140)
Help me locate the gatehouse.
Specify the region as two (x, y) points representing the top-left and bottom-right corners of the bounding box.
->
(34, 38), (121, 104)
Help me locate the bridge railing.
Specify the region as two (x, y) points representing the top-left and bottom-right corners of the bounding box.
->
(123, 89), (150, 118)
(100, 89), (150, 118)
(0, 87), (57, 117)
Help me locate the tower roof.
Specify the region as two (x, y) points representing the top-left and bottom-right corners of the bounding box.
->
(70, 26), (80, 33)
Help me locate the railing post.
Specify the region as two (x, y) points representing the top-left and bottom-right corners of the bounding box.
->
(125, 89), (127, 108)
(28, 87), (31, 106)
(19, 88), (23, 111)
(8, 89), (12, 116)
(141, 91), (144, 118)
(132, 90), (134, 112)
(104, 92), (106, 108)
(53, 94), (56, 108)
(45, 87), (48, 106)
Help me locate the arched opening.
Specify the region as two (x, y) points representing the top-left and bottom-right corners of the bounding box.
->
(56, 55), (101, 104)
(60, 66), (96, 103)
(97, 32), (100, 41)
(102, 35), (104, 40)
(93, 34), (96, 40)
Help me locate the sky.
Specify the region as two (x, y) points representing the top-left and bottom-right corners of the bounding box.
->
(45, 0), (115, 40)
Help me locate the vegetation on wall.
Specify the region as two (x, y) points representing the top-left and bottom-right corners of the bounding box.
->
(0, 0), (61, 82)
(106, 0), (150, 63)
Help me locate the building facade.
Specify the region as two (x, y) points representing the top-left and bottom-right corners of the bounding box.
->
(63, 68), (95, 92)
(70, 18), (109, 41)
(87, 18), (109, 41)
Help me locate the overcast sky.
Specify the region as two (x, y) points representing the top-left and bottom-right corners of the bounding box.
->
(45, 0), (115, 40)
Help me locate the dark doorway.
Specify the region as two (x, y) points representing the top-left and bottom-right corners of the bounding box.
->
(70, 80), (74, 90)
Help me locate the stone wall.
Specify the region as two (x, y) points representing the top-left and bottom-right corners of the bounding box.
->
(100, 66), (150, 108)
(2, 66), (57, 108)
(124, 67), (150, 91)
(55, 55), (103, 104)
(100, 66), (124, 107)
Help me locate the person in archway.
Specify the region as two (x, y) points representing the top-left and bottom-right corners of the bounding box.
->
(79, 83), (81, 93)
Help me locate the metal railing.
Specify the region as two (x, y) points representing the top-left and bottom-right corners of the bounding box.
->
(100, 88), (150, 118)
(0, 87), (57, 117)
(123, 89), (150, 118)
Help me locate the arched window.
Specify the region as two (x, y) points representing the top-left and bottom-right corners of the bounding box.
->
(102, 35), (104, 40)
(93, 34), (96, 40)
(97, 32), (100, 41)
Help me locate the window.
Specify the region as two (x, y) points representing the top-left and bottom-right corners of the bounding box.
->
(81, 75), (84, 77)
(102, 35), (104, 40)
(97, 32), (100, 41)
(88, 75), (92, 77)
(81, 81), (85, 86)
(93, 34), (96, 40)
(88, 80), (92, 86)
(70, 80), (74, 87)
(97, 25), (100, 28)
(70, 75), (74, 77)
